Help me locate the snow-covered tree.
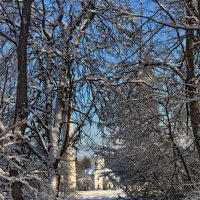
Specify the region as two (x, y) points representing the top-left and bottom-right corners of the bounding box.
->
(96, 0), (200, 199)
(0, 0), (142, 199)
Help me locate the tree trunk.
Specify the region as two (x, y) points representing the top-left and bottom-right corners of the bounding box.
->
(185, 0), (200, 158)
(14, 0), (32, 129)
(49, 168), (60, 199)
(66, 146), (77, 190)
(11, 1), (32, 199)
(10, 169), (23, 200)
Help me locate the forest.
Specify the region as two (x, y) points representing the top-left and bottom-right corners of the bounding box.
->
(1, 0), (200, 199)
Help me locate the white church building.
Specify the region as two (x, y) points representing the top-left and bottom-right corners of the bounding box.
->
(77, 156), (118, 191)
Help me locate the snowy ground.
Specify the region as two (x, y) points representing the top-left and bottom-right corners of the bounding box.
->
(78, 198), (117, 200)
(77, 190), (157, 200)
(77, 190), (126, 200)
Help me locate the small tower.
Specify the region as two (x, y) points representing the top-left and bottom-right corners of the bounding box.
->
(91, 155), (105, 190)
(92, 155), (105, 169)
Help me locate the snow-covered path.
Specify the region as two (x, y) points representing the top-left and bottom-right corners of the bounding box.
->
(77, 190), (125, 200)
(77, 190), (156, 200)
(78, 198), (117, 200)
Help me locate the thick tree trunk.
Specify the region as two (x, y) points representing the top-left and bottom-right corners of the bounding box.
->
(11, 1), (32, 199)
(9, 169), (23, 200)
(49, 168), (60, 199)
(185, 0), (200, 158)
(66, 146), (77, 190)
(15, 0), (32, 128)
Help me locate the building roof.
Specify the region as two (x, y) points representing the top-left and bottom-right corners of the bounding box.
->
(84, 168), (96, 175)
(77, 167), (112, 180)
(84, 167), (112, 175)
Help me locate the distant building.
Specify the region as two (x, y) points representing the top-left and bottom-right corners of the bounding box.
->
(77, 155), (118, 191)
